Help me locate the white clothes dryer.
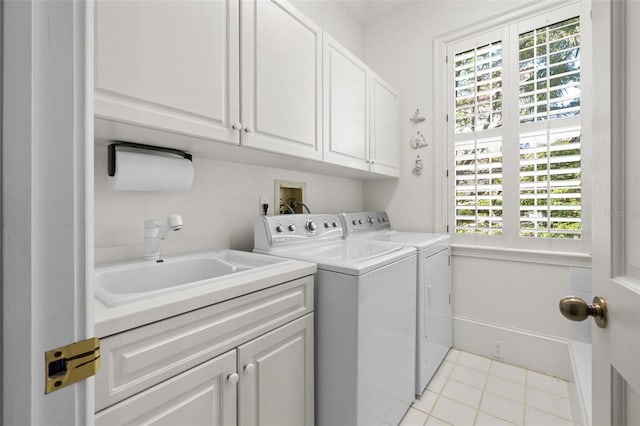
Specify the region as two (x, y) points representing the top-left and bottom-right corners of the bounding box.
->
(341, 211), (452, 395)
(254, 214), (417, 426)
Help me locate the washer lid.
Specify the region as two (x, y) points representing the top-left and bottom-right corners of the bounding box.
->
(358, 231), (450, 250)
(271, 239), (416, 275)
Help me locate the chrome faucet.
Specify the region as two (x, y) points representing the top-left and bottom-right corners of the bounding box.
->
(144, 214), (183, 260)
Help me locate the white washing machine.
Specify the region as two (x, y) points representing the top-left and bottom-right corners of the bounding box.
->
(341, 212), (452, 395)
(254, 214), (417, 426)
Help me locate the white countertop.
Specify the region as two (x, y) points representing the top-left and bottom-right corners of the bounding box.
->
(94, 255), (316, 338)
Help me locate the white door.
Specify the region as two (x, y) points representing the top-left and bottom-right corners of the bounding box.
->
(591, 0), (640, 424)
(3, 1), (92, 424)
(240, 0), (323, 160)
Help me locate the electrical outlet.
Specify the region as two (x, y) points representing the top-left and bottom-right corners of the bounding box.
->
(259, 197), (269, 215)
(492, 340), (504, 359)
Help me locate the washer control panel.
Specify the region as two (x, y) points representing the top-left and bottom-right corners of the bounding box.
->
(254, 214), (344, 250)
(341, 211), (391, 235)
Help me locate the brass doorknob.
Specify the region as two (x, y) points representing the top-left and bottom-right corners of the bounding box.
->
(559, 296), (607, 328)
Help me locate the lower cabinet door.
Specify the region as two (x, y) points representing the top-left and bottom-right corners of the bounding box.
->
(95, 350), (237, 426)
(237, 313), (314, 426)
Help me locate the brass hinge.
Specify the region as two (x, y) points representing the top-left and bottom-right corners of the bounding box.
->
(45, 337), (100, 394)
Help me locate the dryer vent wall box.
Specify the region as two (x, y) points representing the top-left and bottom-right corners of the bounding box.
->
(275, 180), (306, 215)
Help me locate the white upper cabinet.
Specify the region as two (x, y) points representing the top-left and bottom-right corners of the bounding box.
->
(240, 0), (323, 160)
(370, 73), (401, 177)
(94, 0), (398, 176)
(94, 0), (241, 144)
(323, 38), (400, 177)
(323, 36), (370, 171)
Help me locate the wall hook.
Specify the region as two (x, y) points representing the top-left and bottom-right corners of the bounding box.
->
(410, 109), (426, 123)
(410, 131), (428, 149)
(413, 155), (424, 176)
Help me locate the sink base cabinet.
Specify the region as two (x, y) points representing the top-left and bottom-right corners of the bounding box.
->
(95, 277), (314, 425)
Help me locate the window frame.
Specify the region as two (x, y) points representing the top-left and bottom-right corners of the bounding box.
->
(434, 0), (591, 254)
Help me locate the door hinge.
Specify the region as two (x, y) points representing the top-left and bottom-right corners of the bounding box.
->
(448, 255), (451, 266)
(446, 225), (450, 233)
(446, 113), (449, 122)
(449, 293), (452, 304)
(45, 337), (100, 394)
(446, 55), (448, 64)
(445, 169), (449, 178)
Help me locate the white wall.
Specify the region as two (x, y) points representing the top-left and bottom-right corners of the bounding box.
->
(362, 0), (586, 378)
(94, 149), (363, 263)
(290, 0), (363, 58)
(93, 2), (364, 264)
(362, 0), (524, 231)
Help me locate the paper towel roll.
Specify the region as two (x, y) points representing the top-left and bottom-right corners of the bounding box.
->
(108, 151), (194, 191)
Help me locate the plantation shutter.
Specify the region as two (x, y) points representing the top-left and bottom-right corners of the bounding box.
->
(518, 16), (582, 239)
(453, 41), (504, 235)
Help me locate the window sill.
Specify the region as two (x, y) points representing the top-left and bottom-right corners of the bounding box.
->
(451, 244), (592, 267)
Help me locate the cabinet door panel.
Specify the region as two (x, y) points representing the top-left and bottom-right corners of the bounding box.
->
(370, 74), (400, 177)
(95, 350), (237, 426)
(95, 0), (240, 144)
(241, 0), (322, 159)
(323, 37), (369, 170)
(238, 313), (314, 426)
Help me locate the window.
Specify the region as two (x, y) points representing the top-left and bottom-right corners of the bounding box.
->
(445, 4), (589, 251)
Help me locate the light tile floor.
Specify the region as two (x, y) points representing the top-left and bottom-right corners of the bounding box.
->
(400, 349), (574, 426)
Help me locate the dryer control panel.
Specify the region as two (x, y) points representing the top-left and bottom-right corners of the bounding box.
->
(341, 211), (391, 235)
(254, 214), (344, 250)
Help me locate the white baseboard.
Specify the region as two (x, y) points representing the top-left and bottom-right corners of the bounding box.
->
(568, 341), (591, 426)
(453, 315), (572, 380)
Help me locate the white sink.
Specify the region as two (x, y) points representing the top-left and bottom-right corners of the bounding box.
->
(95, 250), (286, 307)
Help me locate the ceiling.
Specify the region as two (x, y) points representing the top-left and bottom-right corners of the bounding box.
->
(337, 0), (411, 23)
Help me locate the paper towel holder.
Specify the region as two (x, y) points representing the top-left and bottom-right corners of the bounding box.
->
(108, 141), (193, 177)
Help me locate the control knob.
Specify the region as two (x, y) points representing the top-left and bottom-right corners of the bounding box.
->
(324, 222), (330, 229)
(358, 219), (363, 225)
(305, 221), (317, 232)
(288, 224), (296, 232)
(332, 221), (338, 227)
(275, 225), (284, 233)
(367, 216), (374, 225)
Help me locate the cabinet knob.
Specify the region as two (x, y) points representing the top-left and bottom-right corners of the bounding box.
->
(244, 363), (256, 374)
(227, 373), (240, 384)
(232, 122), (242, 131)
(244, 126), (253, 133)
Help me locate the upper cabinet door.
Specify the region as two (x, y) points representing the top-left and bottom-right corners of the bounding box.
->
(94, 0), (241, 144)
(323, 36), (369, 171)
(240, 0), (323, 160)
(370, 74), (400, 177)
